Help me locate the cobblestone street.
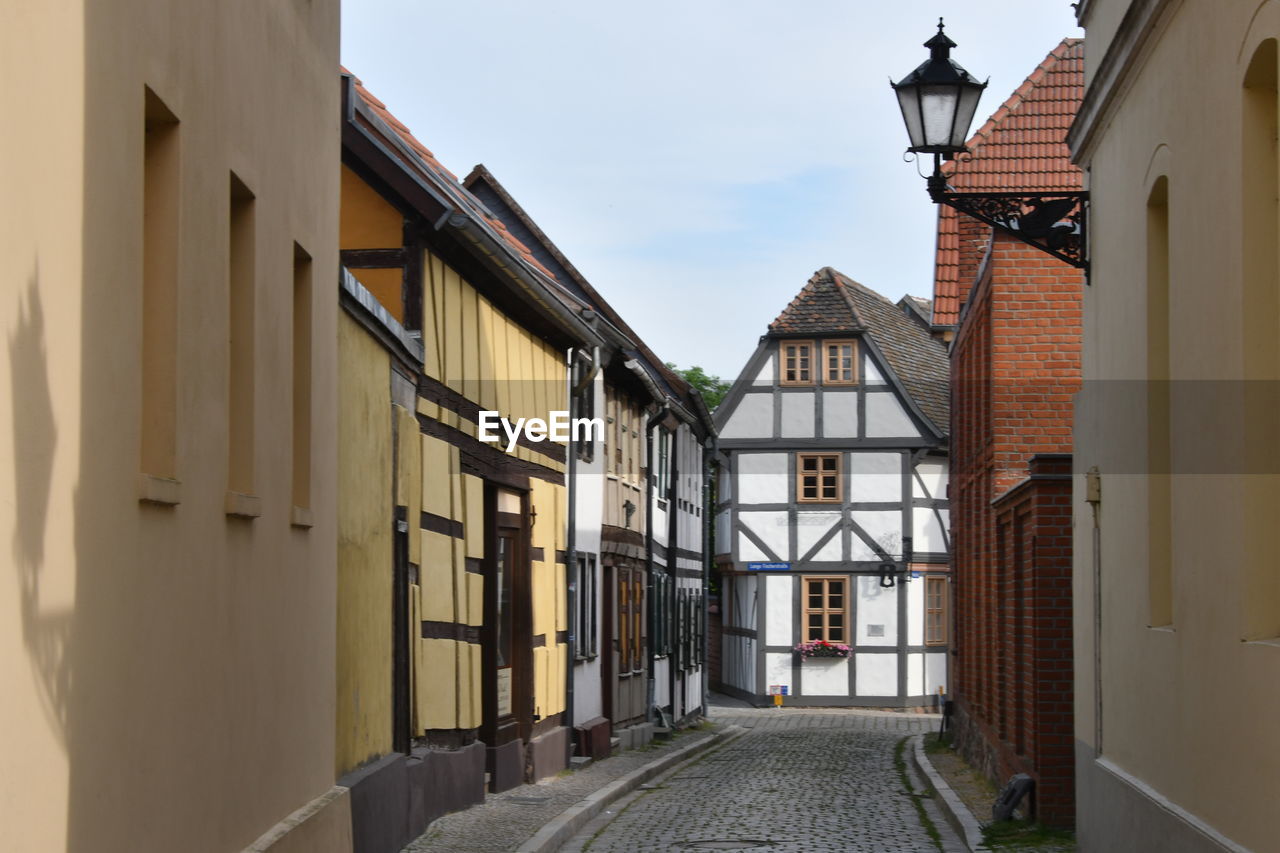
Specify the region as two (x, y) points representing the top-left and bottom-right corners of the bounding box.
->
(562, 701), (958, 853)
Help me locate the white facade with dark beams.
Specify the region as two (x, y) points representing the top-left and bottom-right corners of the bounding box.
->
(713, 267), (950, 708)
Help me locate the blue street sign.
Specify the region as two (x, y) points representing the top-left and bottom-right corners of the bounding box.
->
(747, 562), (791, 571)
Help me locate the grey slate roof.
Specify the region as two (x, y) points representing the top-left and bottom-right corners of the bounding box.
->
(769, 269), (865, 335)
(771, 267), (950, 436)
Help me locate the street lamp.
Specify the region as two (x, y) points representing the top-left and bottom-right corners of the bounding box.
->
(892, 19), (1089, 271)
(891, 19), (987, 159)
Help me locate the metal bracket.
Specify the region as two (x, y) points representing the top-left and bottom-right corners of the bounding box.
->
(928, 171), (1089, 270)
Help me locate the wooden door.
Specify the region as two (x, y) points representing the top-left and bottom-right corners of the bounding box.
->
(482, 488), (531, 789)
(614, 564), (646, 728)
(601, 561), (615, 725)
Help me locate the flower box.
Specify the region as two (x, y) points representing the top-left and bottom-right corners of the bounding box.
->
(794, 639), (851, 659)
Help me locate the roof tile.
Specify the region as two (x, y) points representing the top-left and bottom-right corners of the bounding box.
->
(769, 268), (950, 433)
(931, 38), (1083, 327)
(344, 70), (568, 285)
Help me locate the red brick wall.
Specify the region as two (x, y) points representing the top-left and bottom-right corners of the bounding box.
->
(949, 231), (1081, 828)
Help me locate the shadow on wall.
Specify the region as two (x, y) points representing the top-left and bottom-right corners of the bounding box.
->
(9, 268), (71, 750)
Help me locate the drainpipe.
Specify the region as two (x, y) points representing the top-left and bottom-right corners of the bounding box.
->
(564, 345), (599, 762)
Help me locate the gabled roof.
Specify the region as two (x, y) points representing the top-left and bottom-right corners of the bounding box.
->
(341, 69), (605, 348)
(932, 38), (1084, 327)
(346, 70), (563, 284)
(899, 295), (933, 330)
(769, 268), (865, 335)
(771, 267), (950, 434)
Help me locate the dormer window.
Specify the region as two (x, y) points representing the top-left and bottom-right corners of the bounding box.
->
(781, 341), (813, 385)
(824, 340), (858, 385)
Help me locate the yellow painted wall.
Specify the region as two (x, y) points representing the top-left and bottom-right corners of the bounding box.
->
(339, 166), (406, 323)
(335, 312), (394, 775)
(412, 249), (569, 736)
(0, 1), (345, 851)
(1074, 3), (1280, 850)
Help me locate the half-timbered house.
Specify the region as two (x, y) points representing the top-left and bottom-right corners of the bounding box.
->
(713, 267), (950, 708)
(463, 167), (715, 755)
(335, 71), (607, 852)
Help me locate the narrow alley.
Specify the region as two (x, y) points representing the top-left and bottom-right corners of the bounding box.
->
(410, 696), (958, 853)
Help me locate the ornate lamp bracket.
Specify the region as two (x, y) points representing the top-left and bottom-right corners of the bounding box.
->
(927, 171), (1089, 271)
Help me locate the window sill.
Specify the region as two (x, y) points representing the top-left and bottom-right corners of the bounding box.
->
(1147, 625), (1175, 633)
(291, 506), (314, 529)
(1243, 637), (1280, 647)
(138, 473), (182, 506)
(225, 490), (262, 519)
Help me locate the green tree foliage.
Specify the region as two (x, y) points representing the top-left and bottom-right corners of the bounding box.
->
(666, 362), (730, 411)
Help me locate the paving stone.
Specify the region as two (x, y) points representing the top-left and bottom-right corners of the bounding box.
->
(566, 702), (945, 853)
(402, 695), (948, 853)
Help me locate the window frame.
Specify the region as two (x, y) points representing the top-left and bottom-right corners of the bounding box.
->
(574, 362), (595, 464)
(656, 428), (670, 501)
(796, 453), (842, 504)
(925, 575), (948, 646)
(574, 554), (598, 660)
(802, 575), (849, 644)
(780, 340), (815, 386)
(823, 339), (859, 386)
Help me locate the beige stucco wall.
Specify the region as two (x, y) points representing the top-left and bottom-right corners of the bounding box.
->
(1074, 2), (1280, 850)
(0, 1), (343, 851)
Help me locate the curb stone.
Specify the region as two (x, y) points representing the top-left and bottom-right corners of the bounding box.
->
(514, 725), (747, 853)
(910, 734), (986, 852)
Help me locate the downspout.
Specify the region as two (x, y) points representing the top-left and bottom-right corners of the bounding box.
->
(564, 346), (599, 761)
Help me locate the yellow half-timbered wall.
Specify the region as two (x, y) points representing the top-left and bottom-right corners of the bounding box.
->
(336, 312), (394, 775)
(339, 152), (571, 778)
(339, 165), (405, 325)
(417, 249), (569, 731)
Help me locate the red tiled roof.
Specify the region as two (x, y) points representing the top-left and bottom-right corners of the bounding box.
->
(344, 69), (562, 284)
(932, 38), (1084, 327)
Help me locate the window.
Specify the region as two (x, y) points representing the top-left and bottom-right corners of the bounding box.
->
(797, 453), (841, 503)
(925, 576), (948, 646)
(653, 572), (671, 656)
(292, 244), (312, 511)
(228, 172), (256, 497)
(824, 340), (858, 385)
(1146, 176), (1172, 628)
(619, 568), (644, 672)
(574, 554), (597, 660)
(803, 576), (847, 643)
(780, 340), (813, 385)
(656, 429), (670, 500)
(141, 87), (180, 480)
(574, 362), (595, 463)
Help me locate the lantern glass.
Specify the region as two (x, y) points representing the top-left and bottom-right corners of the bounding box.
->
(892, 21), (987, 155)
(895, 85), (925, 151)
(920, 84), (962, 149)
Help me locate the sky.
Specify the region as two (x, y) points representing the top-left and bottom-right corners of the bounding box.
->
(341, 2), (1083, 381)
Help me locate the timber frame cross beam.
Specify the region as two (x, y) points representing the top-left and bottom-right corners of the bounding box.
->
(926, 171), (1089, 273)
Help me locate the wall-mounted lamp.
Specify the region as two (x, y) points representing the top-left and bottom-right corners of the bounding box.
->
(892, 19), (1088, 271)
